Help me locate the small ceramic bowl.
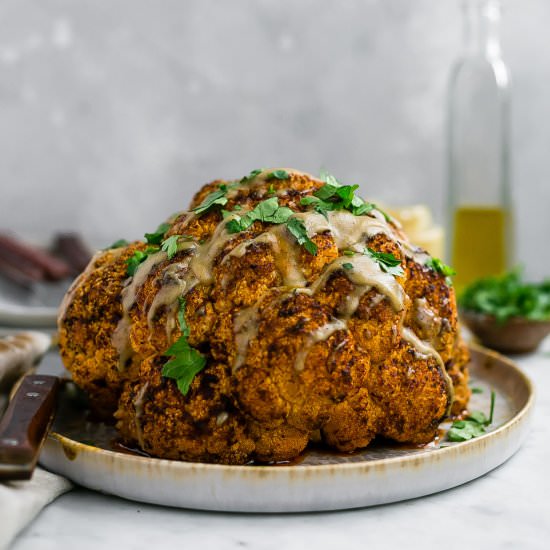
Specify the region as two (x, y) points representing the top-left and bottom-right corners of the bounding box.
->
(460, 309), (550, 354)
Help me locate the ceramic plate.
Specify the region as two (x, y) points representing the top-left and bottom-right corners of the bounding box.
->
(39, 345), (533, 513)
(0, 277), (70, 327)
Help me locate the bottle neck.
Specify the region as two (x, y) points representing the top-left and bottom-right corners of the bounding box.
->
(462, 0), (502, 59)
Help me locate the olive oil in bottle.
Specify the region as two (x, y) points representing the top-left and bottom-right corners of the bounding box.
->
(447, 0), (513, 292)
(452, 206), (507, 290)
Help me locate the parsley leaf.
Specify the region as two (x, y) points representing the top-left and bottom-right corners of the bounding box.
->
(144, 223), (171, 245)
(240, 168), (263, 184)
(225, 197), (318, 256)
(447, 420), (486, 441)
(425, 257), (456, 277)
(471, 386), (484, 394)
(343, 263), (354, 271)
(126, 246), (159, 276)
(363, 248), (404, 277)
(106, 239), (129, 250)
(162, 298), (206, 396)
(266, 169), (290, 180)
(301, 171), (379, 218)
(226, 197), (294, 233)
(161, 235), (180, 259)
(447, 390), (496, 442)
(286, 217), (318, 256)
(319, 168), (340, 187)
(192, 188), (229, 216)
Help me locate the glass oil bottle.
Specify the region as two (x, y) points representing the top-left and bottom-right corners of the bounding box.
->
(447, 0), (513, 292)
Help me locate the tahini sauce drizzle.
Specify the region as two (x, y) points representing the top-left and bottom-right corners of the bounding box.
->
(110, 171), (453, 407)
(133, 382), (150, 450)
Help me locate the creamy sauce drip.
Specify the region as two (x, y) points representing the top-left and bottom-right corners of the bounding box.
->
(146, 261), (198, 331)
(401, 327), (454, 410)
(107, 175), (454, 411)
(133, 382), (149, 450)
(413, 297), (442, 341)
(58, 249), (118, 324)
(295, 210), (393, 250)
(233, 304), (261, 372)
(308, 255), (405, 313)
(294, 318), (347, 372)
(190, 214), (239, 284)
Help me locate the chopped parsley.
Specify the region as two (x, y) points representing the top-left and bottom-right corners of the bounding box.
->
(162, 298), (206, 396)
(192, 188), (229, 216)
(126, 246), (159, 276)
(447, 390), (495, 442)
(240, 168), (263, 184)
(286, 217), (318, 256)
(459, 269), (550, 324)
(106, 238), (129, 250)
(343, 250), (356, 257)
(265, 169), (290, 180)
(226, 197), (318, 256)
(471, 386), (484, 394)
(425, 257), (456, 277)
(161, 235), (182, 259)
(300, 170), (385, 219)
(364, 248), (404, 277)
(226, 197), (294, 233)
(343, 262), (354, 271)
(144, 223), (171, 245)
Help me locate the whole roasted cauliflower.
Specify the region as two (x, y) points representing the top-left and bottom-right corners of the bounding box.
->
(58, 169), (470, 464)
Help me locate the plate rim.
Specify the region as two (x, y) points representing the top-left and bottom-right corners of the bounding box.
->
(44, 342), (535, 475)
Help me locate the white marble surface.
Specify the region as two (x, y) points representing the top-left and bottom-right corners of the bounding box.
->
(9, 338), (550, 550)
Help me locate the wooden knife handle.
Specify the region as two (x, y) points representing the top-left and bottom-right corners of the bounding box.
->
(0, 375), (60, 480)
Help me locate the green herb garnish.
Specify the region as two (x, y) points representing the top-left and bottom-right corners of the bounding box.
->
(240, 168), (263, 184)
(447, 390), (496, 442)
(459, 269), (550, 324)
(226, 197), (318, 256)
(160, 235), (180, 259)
(144, 223), (171, 245)
(162, 298), (206, 396)
(286, 217), (318, 256)
(266, 169), (290, 180)
(471, 387), (484, 394)
(343, 250), (356, 257)
(192, 188), (229, 216)
(300, 170), (384, 219)
(425, 257), (456, 277)
(126, 246), (159, 276)
(106, 239), (129, 250)
(364, 248), (404, 277)
(226, 197), (294, 233)
(343, 263), (353, 271)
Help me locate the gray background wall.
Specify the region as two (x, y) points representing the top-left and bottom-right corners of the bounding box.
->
(0, 0), (549, 279)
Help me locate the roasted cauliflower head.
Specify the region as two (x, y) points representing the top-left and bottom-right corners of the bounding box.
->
(58, 168), (470, 464)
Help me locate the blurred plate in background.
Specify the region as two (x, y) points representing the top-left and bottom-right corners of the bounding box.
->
(0, 277), (71, 327)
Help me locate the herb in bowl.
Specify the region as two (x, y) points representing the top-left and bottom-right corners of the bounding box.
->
(459, 270), (550, 324)
(459, 270), (550, 353)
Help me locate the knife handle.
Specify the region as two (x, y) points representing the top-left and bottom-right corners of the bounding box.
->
(0, 374), (60, 480)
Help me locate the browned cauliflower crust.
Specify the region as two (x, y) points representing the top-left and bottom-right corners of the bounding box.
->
(58, 169), (470, 464)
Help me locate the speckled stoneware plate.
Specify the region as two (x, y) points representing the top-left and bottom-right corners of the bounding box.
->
(39, 345), (533, 513)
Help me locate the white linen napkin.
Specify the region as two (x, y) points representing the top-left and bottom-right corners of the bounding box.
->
(0, 332), (72, 549)
(0, 467), (72, 549)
